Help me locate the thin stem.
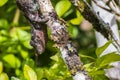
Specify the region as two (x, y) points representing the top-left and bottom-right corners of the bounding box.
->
(92, 0), (112, 13)
(12, 9), (20, 25)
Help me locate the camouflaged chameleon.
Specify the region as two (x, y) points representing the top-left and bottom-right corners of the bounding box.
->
(16, 0), (48, 54)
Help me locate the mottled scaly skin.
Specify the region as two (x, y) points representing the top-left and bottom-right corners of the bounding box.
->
(16, 0), (48, 54)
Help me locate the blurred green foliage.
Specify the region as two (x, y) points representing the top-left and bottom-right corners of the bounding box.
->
(0, 0), (120, 80)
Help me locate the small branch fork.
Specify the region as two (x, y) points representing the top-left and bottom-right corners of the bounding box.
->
(37, 0), (91, 79)
(92, 0), (120, 21)
(93, 0), (120, 14)
(69, 0), (120, 53)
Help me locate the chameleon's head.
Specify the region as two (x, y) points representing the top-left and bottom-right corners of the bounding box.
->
(16, 0), (31, 12)
(16, 0), (39, 13)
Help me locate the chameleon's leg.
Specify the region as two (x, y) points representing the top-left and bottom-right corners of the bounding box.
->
(35, 51), (39, 66)
(28, 12), (48, 23)
(30, 26), (47, 54)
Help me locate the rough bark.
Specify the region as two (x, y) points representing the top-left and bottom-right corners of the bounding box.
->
(16, 0), (91, 79)
(37, 0), (91, 80)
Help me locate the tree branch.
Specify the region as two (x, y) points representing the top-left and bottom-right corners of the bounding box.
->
(16, 0), (91, 79)
(37, 0), (91, 79)
(69, 0), (120, 53)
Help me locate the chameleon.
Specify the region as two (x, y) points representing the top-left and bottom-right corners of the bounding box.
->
(16, 0), (48, 54)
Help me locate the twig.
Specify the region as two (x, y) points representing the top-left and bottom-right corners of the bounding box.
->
(92, 0), (120, 22)
(100, 0), (120, 21)
(92, 0), (112, 13)
(69, 0), (120, 53)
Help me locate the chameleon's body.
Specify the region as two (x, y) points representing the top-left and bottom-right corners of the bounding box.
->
(16, 0), (47, 54)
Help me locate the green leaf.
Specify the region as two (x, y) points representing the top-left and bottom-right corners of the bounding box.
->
(55, 0), (71, 17)
(0, 0), (8, 7)
(0, 19), (8, 29)
(11, 77), (20, 80)
(68, 25), (79, 38)
(36, 68), (44, 80)
(89, 70), (105, 76)
(50, 54), (59, 62)
(96, 40), (112, 57)
(70, 10), (83, 25)
(23, 64), (37, 80)
(94, 75), (109, 80)
(0, 61), (3, 74)
(20, 50), (28, 59)
(0, 73), (9, 80)
(10, 28), (32, 49)
(3, 54), (21, 68)
(83, 62), (94, 72)
(70, 18), (82, 25)
(17, 46), (29, 59)
(15, 69), (21, 76)
(80, 54), (96, 60)
(51, 63), (58, 69)
(96, 52), (120, 68)
(25, 59), (35, 68)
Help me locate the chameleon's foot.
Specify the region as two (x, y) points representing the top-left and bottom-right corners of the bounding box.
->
(37, 15), (48, 23)
(29, 13), (48, 23)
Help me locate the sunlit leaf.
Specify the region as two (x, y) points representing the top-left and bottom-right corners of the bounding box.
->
(96, 40), (112, 57)
(68, 25), (79, 38)
(23, 64), (37, 80)
(25, 59), (35, 68)
(17, 45), (28, 59)
(89, 70), (105, 76)
(89, 70), (108, 80)
(51, 63), (58, 69)
(96, 52), (120, 68)
(50, 54), (59, 62)
(0, 73), (9, 80)
(83, 62), (94, 72)
(36, 68), (44, 80)
(63, 8), (73, 18)
(20, 50), (28, 59)
(70, 10), (83, 25)
(11, 76), (20, 80)
(90, 73), (108, 80)
(70, 18), (82, 25)
(10, 28), (32, 49)
(55, 0), (71, 17)
(3, 54), (21, 68)
(0, 0), (8, 7)
(80, 54), (96, 60)
(15, 69), (21, 76)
